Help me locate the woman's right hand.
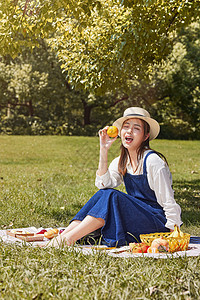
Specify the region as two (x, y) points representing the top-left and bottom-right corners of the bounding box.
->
(97, 126), (118, 176)
(98, 126), (117, 151)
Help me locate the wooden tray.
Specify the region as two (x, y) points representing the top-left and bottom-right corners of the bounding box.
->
(6, 230), (44, 242)
(7, 230), (34, 238)
(16, 234), (44, 242)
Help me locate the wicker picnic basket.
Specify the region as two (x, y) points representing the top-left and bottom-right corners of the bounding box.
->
(140, 231), (191, 253)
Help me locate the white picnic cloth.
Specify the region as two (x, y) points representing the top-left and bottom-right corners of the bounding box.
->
(1, 227), (200, 259)
(0, 227), (58, 247)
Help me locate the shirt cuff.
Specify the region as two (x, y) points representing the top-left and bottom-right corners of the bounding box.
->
(95, 170), (110, 188)
(165, 220), (183, 231)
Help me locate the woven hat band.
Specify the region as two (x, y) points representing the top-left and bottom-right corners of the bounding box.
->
(126, 113), (144, 117)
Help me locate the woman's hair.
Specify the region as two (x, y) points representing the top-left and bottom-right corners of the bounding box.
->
(118, 119), (168, 176)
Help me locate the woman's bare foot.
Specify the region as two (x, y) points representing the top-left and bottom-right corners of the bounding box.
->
(44, 216), (105, 248)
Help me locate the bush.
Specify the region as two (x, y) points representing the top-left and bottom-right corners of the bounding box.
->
(0, 112), (199, 139)
(0, 115), (31, 135)
(0, 114), (98, 136)
(160, 118), (199, 140)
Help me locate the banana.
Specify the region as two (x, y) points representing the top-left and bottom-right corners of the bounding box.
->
(169, 225), (184, 238)
(179, 228), (185, 238)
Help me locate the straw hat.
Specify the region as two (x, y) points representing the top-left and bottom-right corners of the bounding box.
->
(113, 107), (160, 140)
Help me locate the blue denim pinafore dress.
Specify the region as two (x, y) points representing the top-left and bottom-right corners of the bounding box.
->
(71, 151), (169, 247)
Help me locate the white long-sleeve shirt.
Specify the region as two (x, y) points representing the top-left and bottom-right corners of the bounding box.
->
(95, 150), (182, 230)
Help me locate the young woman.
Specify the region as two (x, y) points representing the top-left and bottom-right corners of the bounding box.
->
(47, 107), (182, 247)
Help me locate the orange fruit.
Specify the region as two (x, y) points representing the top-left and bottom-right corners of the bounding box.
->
(147, 246), (160, 253)
(107, 126), (118, 138)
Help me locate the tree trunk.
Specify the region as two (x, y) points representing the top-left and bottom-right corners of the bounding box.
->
(28, 100), (34, 116)
(83, 105), (92, 126)
(82, 98), (94, 126)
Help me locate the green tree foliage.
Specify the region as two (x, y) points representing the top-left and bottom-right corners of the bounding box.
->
(0, 1), (199, 138)
(53, 0), (200, 95)
(90, 20), (200, 139)
(0, 0), (199, 94)
(0, 40), (70, 134)
(0, 20), (199, 138)
(149, 22), (200, 139)
(0, 40), (126, 135)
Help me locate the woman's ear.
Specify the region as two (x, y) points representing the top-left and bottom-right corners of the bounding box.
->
(144, 133), (150, 141)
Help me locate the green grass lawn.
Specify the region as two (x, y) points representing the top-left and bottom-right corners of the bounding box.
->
(0, 136), (200, 299)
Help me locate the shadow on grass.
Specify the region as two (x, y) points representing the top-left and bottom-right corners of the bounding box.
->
(40, 202), (83, 223)
(35, 179), (200, 226)
(174, 179), (200, 226)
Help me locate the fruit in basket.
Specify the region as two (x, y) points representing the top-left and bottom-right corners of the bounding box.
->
(140, 226), (190, 253)
(147, 247), (160, 253)
(129, 242), (150, 253)
(150, 236), (169, 252)
(107, 126), (118, 138)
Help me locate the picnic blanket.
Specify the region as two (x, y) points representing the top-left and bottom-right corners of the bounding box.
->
(1, 227), (200, 259)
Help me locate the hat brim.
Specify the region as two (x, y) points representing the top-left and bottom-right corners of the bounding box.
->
(113, 116), (160, 140)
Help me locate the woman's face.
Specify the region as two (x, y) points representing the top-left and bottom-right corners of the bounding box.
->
(121, 118), (148, 152)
